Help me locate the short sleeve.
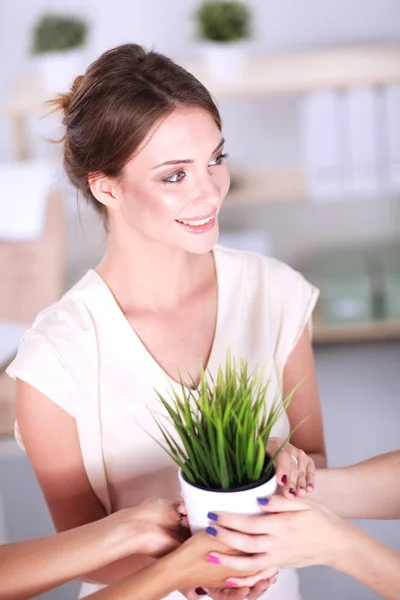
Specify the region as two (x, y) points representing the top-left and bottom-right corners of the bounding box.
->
(269, 260), (320, 375)
(6, 328), (75, 418)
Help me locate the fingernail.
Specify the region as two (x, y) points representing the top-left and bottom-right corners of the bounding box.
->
(206, 554), (220, 564)
(271, 577), (277, 584)
(307, 484), (314, 491)
(281, 474), (287, 484)
(300, 486), (305, 490)
(195, 587), (207, 596)
(289, 488), (296, 495)
(225, 580), (238, 587)
(205, 526), (217, 537)
(257, 496), (269, 505)
(207, 511), (218, 521)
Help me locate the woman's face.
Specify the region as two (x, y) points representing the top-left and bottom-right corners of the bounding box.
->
(112, 106), (230, 255)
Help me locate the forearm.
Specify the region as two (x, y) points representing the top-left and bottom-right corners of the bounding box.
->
(0, 519), (124, 600)
(81, 554), (154, 585)
(332, 524), (400, 600)
(91, 554), (179, 600)
(314, 451), (400, 519)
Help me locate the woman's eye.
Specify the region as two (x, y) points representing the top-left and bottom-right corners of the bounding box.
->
(209, 152), (229, 167)
(163, 171), (186, 184)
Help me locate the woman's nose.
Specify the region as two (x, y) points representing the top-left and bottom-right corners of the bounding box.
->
(192, 174), (220, 206)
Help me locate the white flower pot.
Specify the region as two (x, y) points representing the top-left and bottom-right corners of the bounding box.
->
(178, 466), (277, 534)
(200, 41), (248, 82)
(36, 49), (85, 94)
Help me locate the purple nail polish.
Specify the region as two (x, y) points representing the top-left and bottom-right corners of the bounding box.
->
(206, 526), (217, 537)
(195, 587), (207, 596)
(257, 496), (269, 505)
(281, 474), (287, 484)
(289, 488), (296, 495)
(207, 511), (218, 521)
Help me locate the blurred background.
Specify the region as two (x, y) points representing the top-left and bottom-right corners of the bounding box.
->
(0, 1), (400, 598)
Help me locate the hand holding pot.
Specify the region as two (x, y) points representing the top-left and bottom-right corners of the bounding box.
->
(267, 437), (316, 498)
(109, 496), (189, 559)
(203, 495), (349, 585)
(171, 532), (277, 599)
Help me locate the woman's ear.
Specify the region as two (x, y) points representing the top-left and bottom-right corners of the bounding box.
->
(88, 174), (120, 209)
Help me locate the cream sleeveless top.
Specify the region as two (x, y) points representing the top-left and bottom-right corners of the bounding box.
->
(7, 246), (319, 600)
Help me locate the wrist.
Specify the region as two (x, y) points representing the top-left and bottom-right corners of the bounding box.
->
(149, 553), (183, 594)
(100, 509), (142, 562)
(328, 520), (360, 571)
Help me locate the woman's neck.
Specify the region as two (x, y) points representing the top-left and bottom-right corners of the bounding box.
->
(96, 234), (213, 313)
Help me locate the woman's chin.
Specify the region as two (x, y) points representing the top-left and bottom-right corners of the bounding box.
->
(182, 229), (219, 255)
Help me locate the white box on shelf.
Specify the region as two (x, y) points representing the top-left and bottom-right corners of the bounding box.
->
(299, 91), (343, 203)
(346, 87), (380, 197)
(384, 85), (400, 192)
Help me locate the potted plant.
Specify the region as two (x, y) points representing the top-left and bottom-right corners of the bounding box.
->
(150, 352), (302, 534)
(194, 0), (251, 82)
(31, 12), (89, 93)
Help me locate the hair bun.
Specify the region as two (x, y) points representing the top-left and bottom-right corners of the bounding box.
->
(47, 73), (85, 117)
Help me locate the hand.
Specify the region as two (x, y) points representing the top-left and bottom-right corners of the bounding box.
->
(108, 497), (190, 559)
(170, 532), (277, 595)
(202, 495), (350, 586)
(267, 437), (315, 498)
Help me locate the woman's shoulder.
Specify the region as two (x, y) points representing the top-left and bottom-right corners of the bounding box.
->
(214, 244), (300, 282)
(28, 269), (102, 342)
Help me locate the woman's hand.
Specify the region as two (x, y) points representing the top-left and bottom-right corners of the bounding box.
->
(202, 495), (350, 587)
(267, 437), (315, 498)
(171, 532), (277, 598)
(107, 497), (189, 559)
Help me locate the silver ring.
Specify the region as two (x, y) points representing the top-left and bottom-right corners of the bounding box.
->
(289, 454), (299, 466)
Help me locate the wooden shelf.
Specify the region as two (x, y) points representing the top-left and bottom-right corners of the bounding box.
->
(227, 169), (306, 205)
(186, 44), (400, 100)
(4, 44), (400, 119)
(313, 319), (400, 344)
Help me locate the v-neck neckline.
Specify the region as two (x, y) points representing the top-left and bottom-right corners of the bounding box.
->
(89, 247), (223, 391)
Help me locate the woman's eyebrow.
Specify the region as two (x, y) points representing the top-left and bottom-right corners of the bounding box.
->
(151, 138), (225, 170)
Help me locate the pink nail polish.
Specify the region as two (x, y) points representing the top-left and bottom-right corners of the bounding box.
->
(206, 554), (220, 564)
(225, 580), (238, 587)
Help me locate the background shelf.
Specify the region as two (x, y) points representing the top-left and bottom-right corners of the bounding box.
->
(186, 45), (400, 99)
(313, 318), (400, 344)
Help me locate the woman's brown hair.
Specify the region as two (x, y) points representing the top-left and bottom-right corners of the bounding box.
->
(50, 43), (222, 219)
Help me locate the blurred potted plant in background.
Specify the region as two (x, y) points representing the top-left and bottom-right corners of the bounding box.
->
(194, 0), (251, 81)
(150, 352), (303, 534)
(31, 13), (89, 93)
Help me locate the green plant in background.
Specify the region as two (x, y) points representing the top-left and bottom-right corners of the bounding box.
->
(31, 13), (88, 55)
(150, 352), (303, 491)
(195, 1), (251, 43)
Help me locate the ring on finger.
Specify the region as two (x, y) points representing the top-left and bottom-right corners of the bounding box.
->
(289, 454), (299, 466)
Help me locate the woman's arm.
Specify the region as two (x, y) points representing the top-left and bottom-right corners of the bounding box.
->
(201, 496), (400, 600)
(0, 498), (184, 600)
(314, 450), (400, 519)
(16, 380), (183, 584)
(283, 327), (327, 470)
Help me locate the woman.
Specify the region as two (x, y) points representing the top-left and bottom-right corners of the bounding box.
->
(201, 450), (400, 600)
(6, 43), (326, 600)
